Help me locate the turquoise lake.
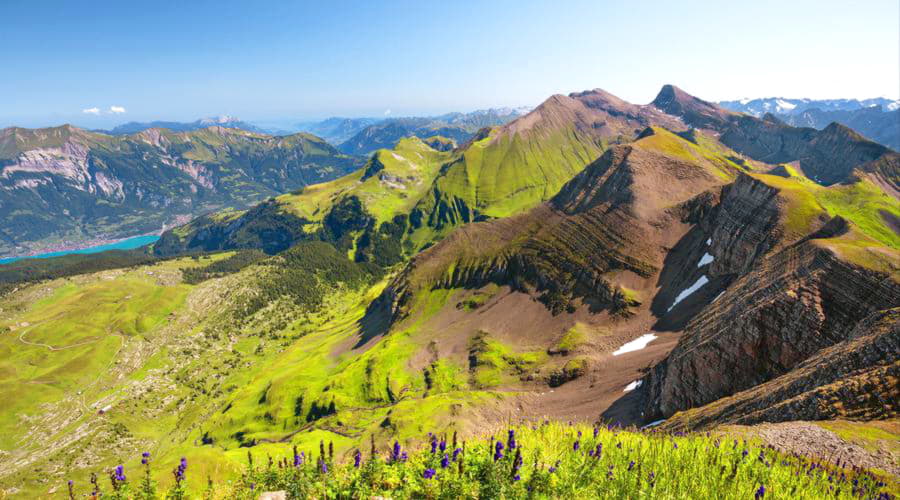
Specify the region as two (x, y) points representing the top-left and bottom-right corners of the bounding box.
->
(0, 235), (160, 265)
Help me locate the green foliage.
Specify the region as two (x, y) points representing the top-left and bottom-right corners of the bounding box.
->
(64, 422), (895, 498)
(467, 332), (547, 388)
(181, 250), (267, 284)
(237, 241), (375, 317)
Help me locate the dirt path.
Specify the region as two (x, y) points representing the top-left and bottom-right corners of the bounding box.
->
(730, 421), (899, 477)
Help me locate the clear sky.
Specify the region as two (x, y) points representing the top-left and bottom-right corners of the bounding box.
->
(3, 0), (898, 128)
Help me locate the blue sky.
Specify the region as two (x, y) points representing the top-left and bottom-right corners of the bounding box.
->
(2, 0), (898, 128)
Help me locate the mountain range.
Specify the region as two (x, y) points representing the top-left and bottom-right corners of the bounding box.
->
(720, 97), (900, 150)
(297, 107), (531, 154)
(0, 125), (361, 257)
(0, 84), (897, 497)
(101, 116), (270, 135)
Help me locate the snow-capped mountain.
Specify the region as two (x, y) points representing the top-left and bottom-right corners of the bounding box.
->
(719, 97), (899, 117)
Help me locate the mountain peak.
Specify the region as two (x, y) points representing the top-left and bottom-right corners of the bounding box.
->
(652, 84), (730, 128)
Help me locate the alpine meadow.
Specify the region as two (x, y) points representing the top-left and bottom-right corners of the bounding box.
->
(0, 1), (898, 499)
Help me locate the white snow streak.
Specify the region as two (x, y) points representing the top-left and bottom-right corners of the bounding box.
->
(668, 276), (709, 312)
(612, 334), (658, 356)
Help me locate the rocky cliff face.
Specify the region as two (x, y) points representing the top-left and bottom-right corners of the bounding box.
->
(659, 307), (898, 430)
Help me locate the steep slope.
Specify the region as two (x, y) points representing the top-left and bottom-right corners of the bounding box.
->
(623, 164), (900, 428)
(659, 308), (898, 430)
(156, 90), (685, 258)
(153, 136), (454, 256)
(0, 125), (361, 257)
(654, 85), (900, 188)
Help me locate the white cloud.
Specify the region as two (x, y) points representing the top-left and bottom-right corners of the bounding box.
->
(383, 109), (391, 116)
(82, 107), (101, 115)
(109, 106), (126, 114)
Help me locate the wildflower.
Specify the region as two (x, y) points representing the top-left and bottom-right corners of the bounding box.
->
(115, 465), (126, 483)
(755, 485), (766, 499)
(742, 450), (748, 458)
(573, 440), (580, 451)
(494, 441), (505, 461)
(319, 458), (328, 474)
(452, 447), (462, 461)
(549, 460), (560, 474)
(173, 457), (187, 483)
(431, 438), (438, 454)
(293, 450), (304, 467)
(594, 444), (602, 459)
(400, 452), (408, 461)
(593, 427), (599, 438)
(423, 468), (436, 479)
(441, 454), (450, 469)
(507, 429), (517, 450)
(354, 450), (361, 468)
(513, 474), (521, 481)
(67, 480), (74, 500)
(439, 439), (447, 452)
(391, 441), (402, 462)
(628, 461), (635, 471)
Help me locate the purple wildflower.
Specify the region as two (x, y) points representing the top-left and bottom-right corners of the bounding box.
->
(439, 439), (447, 452)
(423, 468), (436, 479)
(755, 485), (766, 499)
(507, 429), (517, 450)
(593, 427), (599, 438)
(513, 474), (521, 481)
(294, 451), (304, 467)
(628, 461), (635, 471)
(115, 465), (126, 482)
(354, 450), (361, 468)
(430, 438), (438, 454)
(494, 441), (505, 461)
(441, 454), (450, 469)
(452, 447), (462, 460)
(391, 441), (402, 462)
(573, 440), (580, 451)
(173, 457), (187, 483)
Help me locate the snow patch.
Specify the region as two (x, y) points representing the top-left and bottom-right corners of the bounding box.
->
(775, 99), (796, 112)
(706, 238), (712, 245)
(613, 334), (658, 356)
(624, 380), (643, 392)
(888, 101), (900, 111)
(698, 252), (714, 267)
(668, 275), (709, 312)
